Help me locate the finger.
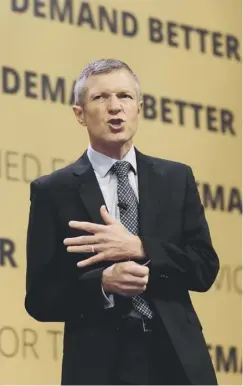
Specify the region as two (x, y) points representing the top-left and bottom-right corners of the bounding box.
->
(77, 252), (106, 268)
(63, 235), (97, 246)
(68, 221), (104, 233)
(100, 205), (116, 225)
(123, 262), (149, 277)
(125, 274), (149, 286)
(118, 285), (147, 297)
(121, 284), (147, 292)
(66, 243), (105, 253)
(66, 245), (93, 253)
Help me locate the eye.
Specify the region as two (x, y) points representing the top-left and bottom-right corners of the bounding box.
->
(93, 95), (102, 100)
(119, 93), (133, 99)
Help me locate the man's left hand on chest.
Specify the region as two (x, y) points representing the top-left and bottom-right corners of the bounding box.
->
(63, 205), (146, 268)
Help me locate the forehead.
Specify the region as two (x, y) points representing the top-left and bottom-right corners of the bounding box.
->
(85, 69), (137, 96)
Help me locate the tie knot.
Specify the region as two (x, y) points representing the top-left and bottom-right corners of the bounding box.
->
(111, 161), (131, 179)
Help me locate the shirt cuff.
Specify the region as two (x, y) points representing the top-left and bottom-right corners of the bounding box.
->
(101, 285), (115, 309)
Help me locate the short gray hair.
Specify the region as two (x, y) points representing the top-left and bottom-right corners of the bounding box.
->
(73, 58), (141, 105)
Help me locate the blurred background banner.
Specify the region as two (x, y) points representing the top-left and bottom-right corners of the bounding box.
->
(0, 0), (242, 384)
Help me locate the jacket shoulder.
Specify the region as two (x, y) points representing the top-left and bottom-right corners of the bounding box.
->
(145, 154), (191, 173)
(30, 159), (80, 191)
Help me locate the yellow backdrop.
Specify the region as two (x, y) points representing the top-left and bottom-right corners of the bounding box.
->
(0, 0), (241, 384)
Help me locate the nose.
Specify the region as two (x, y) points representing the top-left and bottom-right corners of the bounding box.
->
(107, 94), (122, 114)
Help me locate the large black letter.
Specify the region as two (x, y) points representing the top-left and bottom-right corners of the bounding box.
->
(216, 346), (237, 373)
(174, 100), (187, 126)
(207, 106), (218, 132)
(196, 28), (209, 53)
(221, 109), (236, 136)
(180, 24), (194, 50)
(212, 32), (223, 57)
(167, 21), (178, 47)
(0, 239), (17, 267)
(11, 0), (28, 12)
(190, 103), (203, 129)
(77, 2), (95, 28)
(203, 184), (224, 211)
(50, 0), (73, 23)
(2, 67), (20, 95)
(122, 12), (138, 37)
(25, 71), (38, 99)
(34, 0), (46, 18)
(148, 18), (163, 43)
(143, 94), (157, 120)
(99, 6), (117, 34)
(228, 188), (242, 214)
(226, 35), (241, 61)
(161, 98), (172, 123)
(41, 75), (65, 104)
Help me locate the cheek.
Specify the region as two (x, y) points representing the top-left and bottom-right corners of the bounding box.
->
(86, 108), (105, 125)
(127, 109), (140, 125)
(125, 103), (139, 116)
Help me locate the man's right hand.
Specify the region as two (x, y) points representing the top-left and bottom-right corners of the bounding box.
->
(102, 261), (149, 297)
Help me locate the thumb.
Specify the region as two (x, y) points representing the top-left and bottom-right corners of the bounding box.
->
(100, 205), (116, 225)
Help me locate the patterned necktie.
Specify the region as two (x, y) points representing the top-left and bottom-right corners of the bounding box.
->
(111, 161), (154, 319)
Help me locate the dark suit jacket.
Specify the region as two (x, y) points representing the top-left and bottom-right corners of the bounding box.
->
(25, 149), (219, 385)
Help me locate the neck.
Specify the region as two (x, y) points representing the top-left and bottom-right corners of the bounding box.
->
(90, 141), (133, 160)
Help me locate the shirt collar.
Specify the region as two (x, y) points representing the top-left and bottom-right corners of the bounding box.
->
(87, 144), (137, 178)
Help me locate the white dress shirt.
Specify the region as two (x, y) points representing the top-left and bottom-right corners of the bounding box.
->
(87, 144), (139, 308)
(87, 144), (138, 216)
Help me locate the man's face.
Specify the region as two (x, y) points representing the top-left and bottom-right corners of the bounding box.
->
(73, 69), (142, 154)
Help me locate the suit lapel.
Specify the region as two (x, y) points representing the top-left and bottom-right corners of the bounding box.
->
(136, 149), (169, 238)
(72, 152), (106, 225)
(72, 149), (170, 233)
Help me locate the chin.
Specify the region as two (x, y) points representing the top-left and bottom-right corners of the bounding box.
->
(113, 138), (132, 148)
(113, 129), (135, 140)
(106, 133), (128, 143)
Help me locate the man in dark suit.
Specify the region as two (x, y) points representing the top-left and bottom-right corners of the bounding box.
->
(25, 58), (219, 385)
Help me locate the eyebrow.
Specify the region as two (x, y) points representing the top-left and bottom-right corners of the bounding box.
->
(89, 90), (135, 98)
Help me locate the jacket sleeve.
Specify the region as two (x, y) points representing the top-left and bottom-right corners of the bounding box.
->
(25, 180), (108, 322)
(141, 166), (220, 292)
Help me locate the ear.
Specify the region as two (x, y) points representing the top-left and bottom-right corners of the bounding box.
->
(137, 99), (143, 115)
(72, 105), (86, 126)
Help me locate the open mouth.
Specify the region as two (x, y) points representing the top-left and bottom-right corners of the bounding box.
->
(107, 119), (124, 128)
